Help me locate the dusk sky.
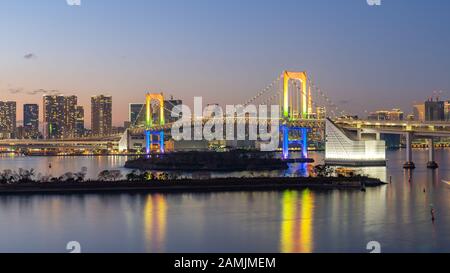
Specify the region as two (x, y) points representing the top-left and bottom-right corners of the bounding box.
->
(1, 0), (449, 126)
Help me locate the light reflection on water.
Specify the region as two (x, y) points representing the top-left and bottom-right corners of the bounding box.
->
(280, 190), (314, 253)
(144, 194), (167, 253)
(0, 149), (450, 252)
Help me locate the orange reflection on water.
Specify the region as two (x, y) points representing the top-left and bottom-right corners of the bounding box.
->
(280, 190), (314, 253)
(143, 194), (167, 253)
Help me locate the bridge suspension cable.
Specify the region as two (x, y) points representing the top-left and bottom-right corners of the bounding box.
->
(306, 76), (348, 118)
(243, 73), (283, 106)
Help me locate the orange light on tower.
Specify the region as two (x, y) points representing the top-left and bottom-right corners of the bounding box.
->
(145, 93), (165, 127)
(283, 71), (309, 119)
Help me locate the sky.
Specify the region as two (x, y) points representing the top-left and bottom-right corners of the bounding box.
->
(0, 0), (449, 126)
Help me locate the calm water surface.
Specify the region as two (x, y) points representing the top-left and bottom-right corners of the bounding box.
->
(0, 150), (449, 253)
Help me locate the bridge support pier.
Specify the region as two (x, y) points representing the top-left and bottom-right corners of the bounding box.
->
(403, 132), (415, 169)
(375, 132), (381, 141)
(427, 138), (438, 169)
(282, 126), (289, 160)
(281, 126), (308, 160)
(145, 130), (165, 154)
(356, 129), (362, 140)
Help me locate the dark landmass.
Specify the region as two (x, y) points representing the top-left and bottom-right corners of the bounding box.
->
(125, 151), (291, 171)
(0, 176), (386, 195)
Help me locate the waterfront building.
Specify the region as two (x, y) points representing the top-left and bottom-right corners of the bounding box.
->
(413, 104), (425, 121)
(64, 95), (78, 138)
(43, 95), (82, 139)
(0, 101), (17, 139)
(425, 99), (445, 121)
(75, 106), (85, 138)
(91, 95), (112, 136)
(367, 109), (404, 121)
(388, 109), (404, 121)
(445, 101), (450, 121)
(43, 95), (65, 139)
(23, 104), (39, 139)
(325, 118), (386, 166)
(368, 111), (389, 121)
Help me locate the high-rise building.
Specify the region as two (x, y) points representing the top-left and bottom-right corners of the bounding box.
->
(75, 106), (85, 138)
(43, 95), (84, 139)
(129, 103), (144, 126)
(445, 101), (450, 121)
(425, 99), (445, 121)
(23, 104), (39, 139)
(0, 101), (16, 139)
(64, 95), (78, 138)
(413, 104), (425, 121)
(43, 95), (66, 139)
(91, 95), (112, 136)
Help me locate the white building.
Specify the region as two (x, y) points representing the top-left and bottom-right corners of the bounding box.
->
(325, 119), (386, 166)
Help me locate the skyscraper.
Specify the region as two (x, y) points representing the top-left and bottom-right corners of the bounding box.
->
(64, 95), (78, 138)
(0, 101), (17, 139)
(75, 106), (85, 138)
(91, 95), (112, 136)
(43, 95), (66, 139)
(413, 104), (425, 121)
(23, 104), (39, 139)
(43, 95), (83, 139)
(425, 99), (445, 121)
(445, 101), (450, 121)
(129, 103), (144, 126)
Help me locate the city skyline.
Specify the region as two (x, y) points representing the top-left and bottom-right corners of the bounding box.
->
(1, 0), (449, 125)
(1, 0), (450, 256)
(2, 90), (450, 134)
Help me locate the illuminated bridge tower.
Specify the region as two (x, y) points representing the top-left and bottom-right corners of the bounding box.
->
(281, 71), (312, 159)
(145, 93), (165, 154)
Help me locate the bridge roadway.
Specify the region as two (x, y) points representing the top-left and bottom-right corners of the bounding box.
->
(335, 119), (450, 137)
(335, 119), (450, 169)
(128, 117), (325, 134)
(0, 136), (121, 149)
(1, 119), (449, 168)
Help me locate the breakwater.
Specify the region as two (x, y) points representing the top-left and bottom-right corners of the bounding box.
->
(0, 176), (385, 195)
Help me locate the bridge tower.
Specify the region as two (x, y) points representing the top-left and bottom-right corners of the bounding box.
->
(281, 71), (311, 159)
(145, 93), (165, 154)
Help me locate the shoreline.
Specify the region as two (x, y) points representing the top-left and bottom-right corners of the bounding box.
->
(0, 176), (386, 195)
